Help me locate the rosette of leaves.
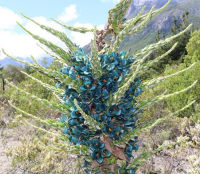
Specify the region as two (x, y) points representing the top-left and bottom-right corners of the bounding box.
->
(2, 0), (197, 173)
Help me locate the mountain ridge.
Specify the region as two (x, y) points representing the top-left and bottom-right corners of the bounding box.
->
(83, 0), (200, 54)
(0, 57), (53, 68)
(121, 0), (200, 52)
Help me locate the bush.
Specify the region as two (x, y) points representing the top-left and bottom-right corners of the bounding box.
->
(141, 30), (200, 119)
(157, 62), (200, 117)
(185, 30), (200, 64)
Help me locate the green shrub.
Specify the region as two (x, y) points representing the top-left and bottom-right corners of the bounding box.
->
(141, 30), (200, 119)
(158, 62), (200, 117)
(185, 30), (200, 64)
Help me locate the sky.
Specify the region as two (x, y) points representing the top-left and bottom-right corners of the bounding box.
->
(0, 0), (119, 60)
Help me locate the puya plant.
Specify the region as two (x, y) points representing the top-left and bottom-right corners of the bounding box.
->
(2, 0), (197, 173)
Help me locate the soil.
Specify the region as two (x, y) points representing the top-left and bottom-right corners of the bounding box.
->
(0, 131), (11, 174)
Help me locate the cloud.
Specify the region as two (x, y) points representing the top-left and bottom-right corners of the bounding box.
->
(0, 7), (67, 60)
(0, 6), (23, 30)
(0, 31), (46, 60)
(58, 4), (78, 23)
(71, 23), (104, 47)
(0, 5), (104, 60)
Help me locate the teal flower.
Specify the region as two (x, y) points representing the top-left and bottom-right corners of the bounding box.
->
(119, 102), (136, 114)
(127, 57), (135, 64)
(90, 147), (111, 164)
(124, 138), (138, 158)
(59, 115), (67, 124)
(60, 66), (71, 75)
(70, 111), (81, 119)
(111, 70), (123, 82)
(101, 53), (119, 71)
(68, 109), (84, 126)
(69, 68), (80, 80)
(81, 139), (91, 146)
(80, 77), (96, 91)
(73, 48), (86, 61)
(92, 113), (107, 122)
(127, 168), (137, 174)
(124, 115), (138, 125)
(94, 86), (102, 99)
(104, 123), (114, 133)
(65, 86), (79, 100)
(107, 105), (121, 117)
(108, 82), (118, 93)
(69, 135), (80, 145)
(129, 138), (138, 151)
(134, 77), (141, 85)
(134, 87), (143, 97)
(101, 88), (109, 100)
(105, 63), (115, 71)
(82, 160), (90, 168)
(55, 82), (61, 88)
(68, 119), (80, 126)
(124, 124), (136, 133)
(113, 126), (123, 139)
(101, 148), (111, 158)
(95, 102), (106, 114)
(90, 150), (103, 163)
(119, 167), (136, 174)
(71, 126), (82, 136)
(90, 138), (104, 151)
(98, 74), (112, 87)
(63, 128), (71, 135)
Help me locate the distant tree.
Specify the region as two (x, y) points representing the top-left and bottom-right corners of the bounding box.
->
(155, 30), (161, 42)
(24, 65), (35, 74)
(147, 11), (192, 76)
(0, 65), (5, 92)
(171, 16), (179, 35)
(4, 65), (26, 84)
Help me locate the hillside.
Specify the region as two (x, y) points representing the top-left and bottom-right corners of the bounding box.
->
(83, 0), (200, 54)
(121, 0), (200, 53)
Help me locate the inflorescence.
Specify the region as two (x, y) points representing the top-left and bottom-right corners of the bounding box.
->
(59, 48), (142, 173)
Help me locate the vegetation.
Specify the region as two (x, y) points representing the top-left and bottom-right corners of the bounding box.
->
(140, 29), (200, 120)
(0, 0), (200, 173)
(0, 65), (5, 92)
(121, 0), (200, 54)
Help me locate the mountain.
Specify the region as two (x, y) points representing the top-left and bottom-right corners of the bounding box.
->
(83, 0), (200, 54)
(121, 0), (200, 52)
(0, 57), (53, 68)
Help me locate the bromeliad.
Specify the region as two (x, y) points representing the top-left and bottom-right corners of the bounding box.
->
(4, 0), (196, 173)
